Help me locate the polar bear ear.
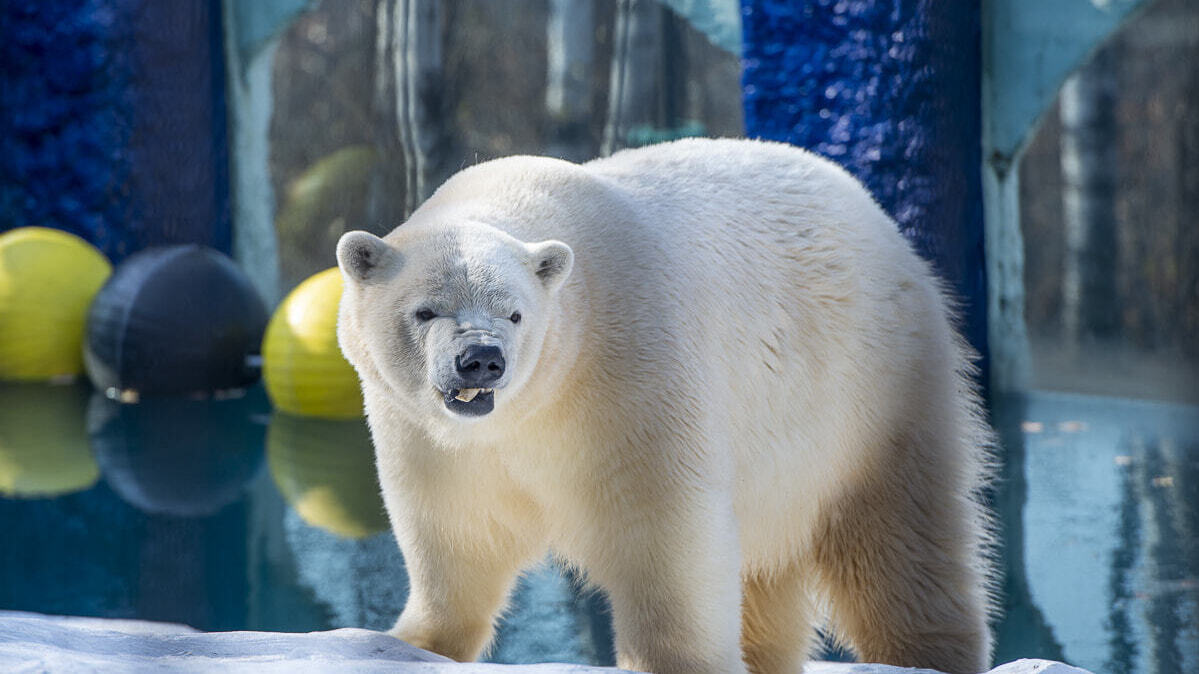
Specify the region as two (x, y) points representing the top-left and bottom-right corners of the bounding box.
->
(337, 231), (402, 284)
(528, 240), (574, 292)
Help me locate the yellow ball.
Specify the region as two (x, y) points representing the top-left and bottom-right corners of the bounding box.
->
(267, 413), (388, 539)
(0, 227), (112, 381)
(262, 267), (363, 418)
(0, 382), (98, 498)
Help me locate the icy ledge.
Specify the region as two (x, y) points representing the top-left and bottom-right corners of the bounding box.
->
(0, 611), (1092, 673)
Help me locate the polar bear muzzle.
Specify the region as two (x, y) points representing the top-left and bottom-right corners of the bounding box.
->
(438, 343), (505, 416)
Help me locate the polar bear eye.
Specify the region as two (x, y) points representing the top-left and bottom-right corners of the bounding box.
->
(509, 312), (522, 324)
(415, 309), (436, 322)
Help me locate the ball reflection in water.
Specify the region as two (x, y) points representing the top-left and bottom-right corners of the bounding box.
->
(267, 413), (387, 538)
(0, 382), (97, 498)
(87, 390), (267, 517)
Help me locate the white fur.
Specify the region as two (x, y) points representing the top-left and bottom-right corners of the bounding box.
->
(337, 138), (995, 674)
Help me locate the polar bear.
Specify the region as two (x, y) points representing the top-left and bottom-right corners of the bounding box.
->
(335, 138), (994, 674)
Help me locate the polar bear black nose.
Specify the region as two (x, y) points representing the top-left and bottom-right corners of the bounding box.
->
(455, 344), (505, 385)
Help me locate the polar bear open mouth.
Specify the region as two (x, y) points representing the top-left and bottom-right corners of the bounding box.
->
(442, 387), (495, 416)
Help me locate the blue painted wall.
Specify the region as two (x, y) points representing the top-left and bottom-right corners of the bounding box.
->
(0, 0), (230, 262)
(741, 0), (989, 375)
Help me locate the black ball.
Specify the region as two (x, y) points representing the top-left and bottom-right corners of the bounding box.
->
(84, 245), (268, 397)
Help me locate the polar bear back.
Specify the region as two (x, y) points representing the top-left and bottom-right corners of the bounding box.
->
(592, 140), (978, 558)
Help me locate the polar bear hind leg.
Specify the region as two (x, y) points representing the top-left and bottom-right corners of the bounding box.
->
(740, 565), (818, 674)
(810, 429), (992, 674)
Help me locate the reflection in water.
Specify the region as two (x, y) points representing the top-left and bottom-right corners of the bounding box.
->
(991, 393), (1067, 665)
(267, 413), (387, 538)
(1012, 391), (1199, 674)
(3, 385), (1196, 668)
(0, 381), (262, 629)
(1, 479), (148, 620)
(490, 563), (615, 666)
(0, 385), (611, 657)
(281, 509), (408, 631)
(1105, 440), (1140, 674)
(87, 389), (268, 517)
(0, 383), (98, 498)
(1139, 438), (1195, 674)
(75, 389), (268, 628)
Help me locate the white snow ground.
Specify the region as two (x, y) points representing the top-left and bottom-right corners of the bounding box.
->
(0, 610), (1094, 673)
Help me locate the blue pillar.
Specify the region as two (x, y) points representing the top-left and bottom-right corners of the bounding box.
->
(741, 0), (988, 380)
(1, 0), (230, 262)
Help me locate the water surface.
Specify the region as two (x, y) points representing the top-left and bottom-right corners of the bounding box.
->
(1, 382), (1195, 671)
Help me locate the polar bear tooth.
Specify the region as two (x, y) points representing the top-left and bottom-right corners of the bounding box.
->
(455, 388), (481, 402)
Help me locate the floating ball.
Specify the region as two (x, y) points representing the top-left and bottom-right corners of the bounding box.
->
(0, 382), (98, 498)
(87, 389), (268, 517)
(262, 268), (363, 418)
(267, 413), (387, 538)
(84, 245), (268, 397)
(0, 227), (112, 381)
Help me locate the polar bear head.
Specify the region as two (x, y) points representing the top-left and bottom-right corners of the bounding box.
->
(336, 224), (573, 426)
